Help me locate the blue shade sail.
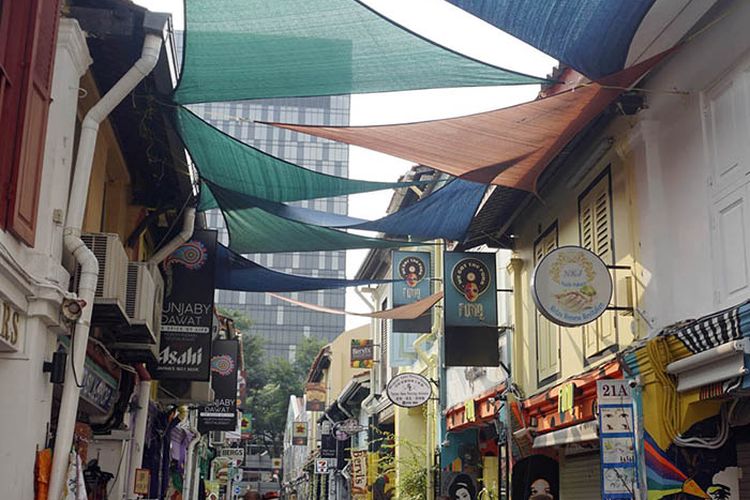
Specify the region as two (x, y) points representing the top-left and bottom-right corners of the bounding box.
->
(445, 0), (655, 79)
(215, 244), (390, 292)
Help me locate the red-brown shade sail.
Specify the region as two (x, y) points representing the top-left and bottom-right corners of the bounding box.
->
(268, 291), (444, 319)
(264, 52), (670, 192)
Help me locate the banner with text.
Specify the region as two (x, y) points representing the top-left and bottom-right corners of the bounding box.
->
(391, 251), (431, 367)
(443, 252), (498, 366)
(306, 382), (327, 412)
(156, 230), (217, 380)
(350, 339), (374, 368)
(198, 339), (239, 433)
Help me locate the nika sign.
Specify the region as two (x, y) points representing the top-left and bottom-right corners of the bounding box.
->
(386, 372), (432, 408)
(156, 230), (217, 380)
(532, 246), (613, 327)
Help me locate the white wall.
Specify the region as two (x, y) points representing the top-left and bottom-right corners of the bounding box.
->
(633, 0), (750, 330)
(0, 19), (91, 500)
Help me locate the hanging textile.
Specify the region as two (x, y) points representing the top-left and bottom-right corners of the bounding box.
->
(210, 178), (487, 242)
(268, 291), (444, 319)
(215, 244), (391, 292)
(212, 184), (419, 253)
(173, 0), (548, 104)
(445, 0), (655, 80)
(174, 108), (419, 209)
(264, 52), (670, 192)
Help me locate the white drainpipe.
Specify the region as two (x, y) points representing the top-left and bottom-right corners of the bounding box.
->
(149, 206), (196, 264)
(48, 26), (165, 500)
(126, 364), (152, 499)
(182, 411), (201, 500)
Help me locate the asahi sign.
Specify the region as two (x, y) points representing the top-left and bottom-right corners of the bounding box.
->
(531, 246), (613, 327)
(156, 230), (217, 380)
(386, 373), (432, 408)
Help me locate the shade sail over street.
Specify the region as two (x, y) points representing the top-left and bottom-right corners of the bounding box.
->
(212, 184), (421, 254)
(174, 108), (421, 209)
(173, 0), (548, 104)
(268, 291), (444, 319)
(264, 53), (669, 192)
(445, 0), (655, 79)
(215, 244), (391, 292)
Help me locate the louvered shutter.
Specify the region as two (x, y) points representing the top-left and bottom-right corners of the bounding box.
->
(7, 0), (62, 245)
(579, 173), (616, 357)
(560, 453), (602, 500)
(535, 226), (559, 382)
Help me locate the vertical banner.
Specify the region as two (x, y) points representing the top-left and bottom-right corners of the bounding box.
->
(198, 339), (239, 433)
(443, 252), (498, 366)
(157, 230), (217, 380)
(391, 251), (431, 367)
(351, 450), (368, 497)
(597, 379), (639, 499)
(292, 422), (308, 446)
(350, 339), (374, 368)
(305, 382), (327, 411)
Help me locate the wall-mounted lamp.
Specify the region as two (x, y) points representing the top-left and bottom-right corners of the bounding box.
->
(43, 351), (67, 384)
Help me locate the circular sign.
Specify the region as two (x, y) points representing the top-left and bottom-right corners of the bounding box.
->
(531, 246), (613, 327)
(451, 257), (491, 302)
(386, 373), (432, 408)
(398, 255), (426, 288)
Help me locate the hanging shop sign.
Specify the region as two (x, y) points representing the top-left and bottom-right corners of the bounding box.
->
(157, 230), (217, 380)
(350, 339), (374, 368)
(321, 433), (337, 458)
(386, 372), (432, 408)
(133, 468), (150, 496)
(532, 246), (613, 327)
(315, 459), (329, 475)
(305, 382), (327, 411)
(198, 339), (239, 433)
(0, 299), (23, 352)
(443, 252), (498, 366)
(597, 379), (639, 500)
(558, 382), (576, 414)
(392, 251), (432, 333)
(351, 450), (368, 495)
(292, 421), (308, 446)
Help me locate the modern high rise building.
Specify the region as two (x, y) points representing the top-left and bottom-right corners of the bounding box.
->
(177, 34), (348, 359)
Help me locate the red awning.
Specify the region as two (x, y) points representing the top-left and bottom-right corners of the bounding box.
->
(265, 52), (670, 192)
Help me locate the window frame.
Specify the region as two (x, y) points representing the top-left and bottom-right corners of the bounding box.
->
(534, 220), (560, 387)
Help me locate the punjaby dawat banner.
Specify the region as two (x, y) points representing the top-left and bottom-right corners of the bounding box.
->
(198, 339), (239, 433)
(391, 251), (432, 366)
(443, 252), (499, 366)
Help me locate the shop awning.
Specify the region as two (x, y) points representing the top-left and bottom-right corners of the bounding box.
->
(215, 244), (392, 292)
(264, 52), (669, 192)
(174, 108), (421, 208)
(268, 291), (443, 319)
(532, 420), (598, 449)
(445, 0), (655, 80)
(173, 0), (548, 105)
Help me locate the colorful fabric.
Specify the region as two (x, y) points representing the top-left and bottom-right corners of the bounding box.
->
(644, 432), (709, 499)
(173, 0), (547, 104)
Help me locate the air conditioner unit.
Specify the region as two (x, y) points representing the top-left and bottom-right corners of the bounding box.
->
(122, 262), (164, 344)
(70, 233), (129, 324)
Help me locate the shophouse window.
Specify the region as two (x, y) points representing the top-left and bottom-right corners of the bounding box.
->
(534, 222), (559, 384)
(578, 169), (617, 358)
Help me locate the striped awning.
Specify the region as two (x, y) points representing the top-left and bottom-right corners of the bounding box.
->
(663, 300), (750, 355)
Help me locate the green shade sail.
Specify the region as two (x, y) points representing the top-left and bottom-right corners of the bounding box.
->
(174, 0), (548, 104)
(212, 184), (418, 253)
(173, 107), (418, 209)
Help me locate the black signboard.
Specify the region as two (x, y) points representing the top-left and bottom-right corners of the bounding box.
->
(198, 339), (239, 433)
(321, 433), (337, 459)
(156, 230), (217, 380)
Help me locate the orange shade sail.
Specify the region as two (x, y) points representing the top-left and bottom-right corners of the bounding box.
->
(265, 53), (670, 192)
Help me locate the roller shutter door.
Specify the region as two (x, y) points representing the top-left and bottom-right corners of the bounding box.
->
(560, 453), (601, 500)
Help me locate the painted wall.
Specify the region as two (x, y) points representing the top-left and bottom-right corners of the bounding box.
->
(325, 324), (371, 403)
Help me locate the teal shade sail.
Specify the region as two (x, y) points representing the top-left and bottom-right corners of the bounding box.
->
(212, 184), (419, 254)
(174, 0), (548, 104)
(173, 107), (420, 208)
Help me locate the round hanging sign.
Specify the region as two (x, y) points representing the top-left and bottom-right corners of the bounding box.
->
(398, 255), (427, 288)
(386, 372), (432, 408)
(531, 246), (613, 327)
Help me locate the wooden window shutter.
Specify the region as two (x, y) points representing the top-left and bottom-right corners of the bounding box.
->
(534, 225), (559, 382)
(7, 0), (62, 246)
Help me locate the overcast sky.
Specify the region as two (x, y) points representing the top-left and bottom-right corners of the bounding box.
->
(133, 0), (556, 327)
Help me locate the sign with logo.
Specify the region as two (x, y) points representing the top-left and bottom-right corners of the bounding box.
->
(241, 411), (252, 439)
(198, 339), (239, 433)
(350, 339), (374, 368)
(597, 380), (638, 500)
(305, 382), (327, 411)
(156, 230), (217, 380)
(558, 382), (576, 414)
(292, 421), (308, 446)
(133, 468), (150, 495)
(532, 246), (613, 327)
(219, 447), (245, 464)
(321, 433), (337, 458)
(443, 252), (499, 366)
(339, 418), (364, 435)
(386, 372), (432, 408)
(272, 458), (282, 469)
(315, 459), (329, 475)
(351, 450), (368, 495)
(392, 251), (432, 334)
